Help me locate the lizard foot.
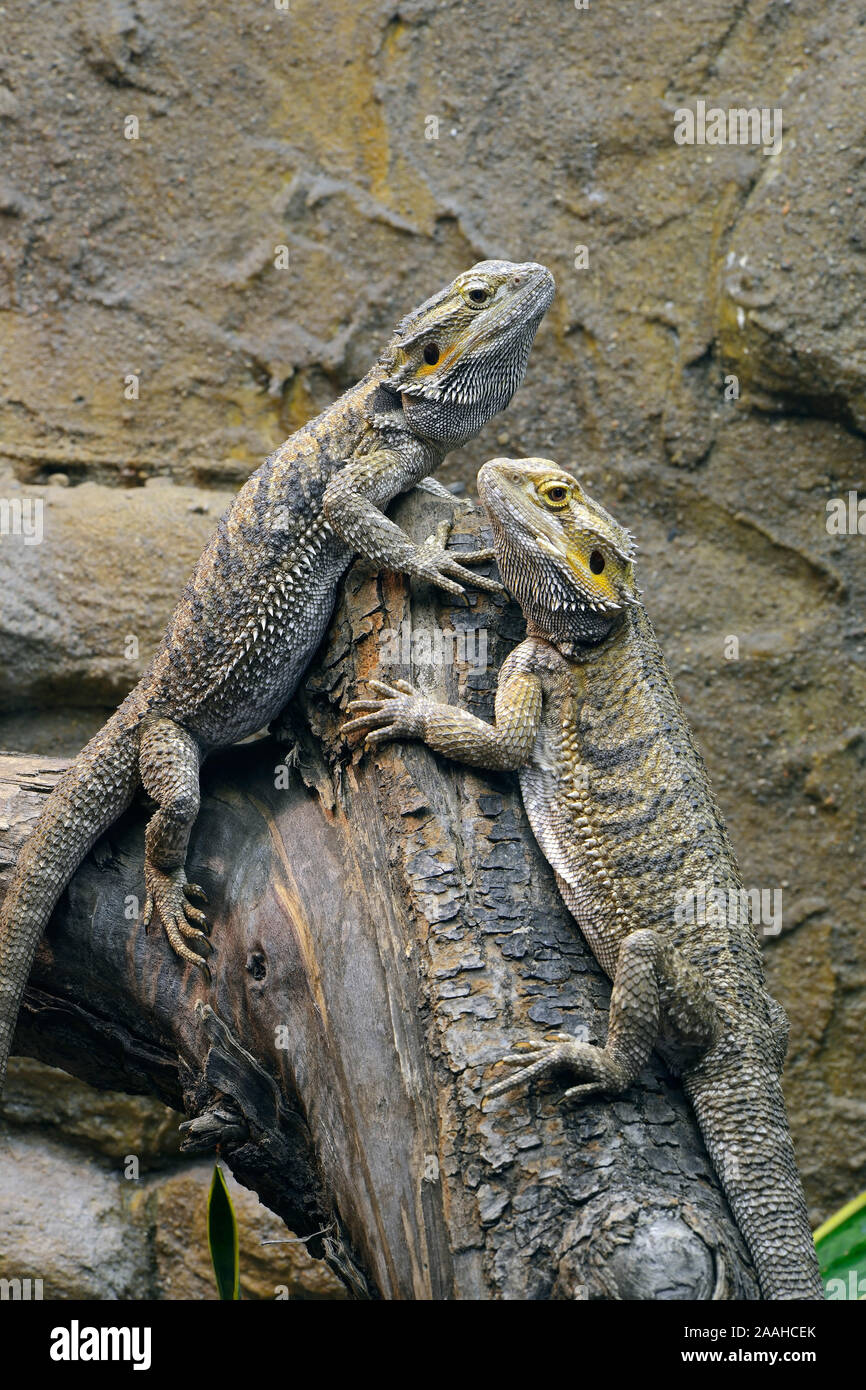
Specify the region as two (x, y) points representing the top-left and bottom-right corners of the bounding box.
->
(484, 1032), (624, 1103)
(343, 678), (425, 749)
(142, 866), (212, 974)
(409, 519), (503, 599)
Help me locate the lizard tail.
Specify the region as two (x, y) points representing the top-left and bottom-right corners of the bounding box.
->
(685, 1061), (824, 1300)
(0, 708), (141, 1092)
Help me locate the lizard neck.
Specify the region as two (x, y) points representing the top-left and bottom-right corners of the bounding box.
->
(357, 371), (449, 466)
(524, 609), (627, 664)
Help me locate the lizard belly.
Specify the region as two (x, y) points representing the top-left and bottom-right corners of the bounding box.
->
(157, 539), (352, 749)
(518, 763), (627, 980)
(189, 630), (330, 747)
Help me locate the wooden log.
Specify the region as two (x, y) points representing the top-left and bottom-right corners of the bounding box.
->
(0, 490), (759, 1299)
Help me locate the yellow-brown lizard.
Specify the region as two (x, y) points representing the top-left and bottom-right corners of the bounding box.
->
(344, 456), (824, 1300)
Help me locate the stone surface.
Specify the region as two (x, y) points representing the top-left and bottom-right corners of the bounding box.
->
(0, 472), (235, 725)
(716, 23), (866, 431)
(0, 1129), (154, 1299)
(0, 1062), (345, 1300)
(0, 0), (863, 1288)
(1, 1056), (181, 1163)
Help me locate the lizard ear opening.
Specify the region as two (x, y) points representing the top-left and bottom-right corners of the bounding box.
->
(564, 544), (623, 608)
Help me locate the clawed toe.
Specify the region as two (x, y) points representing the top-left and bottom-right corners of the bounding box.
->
(178, 915), (212, 949)
(453, 546), (496, 565)
(483, 1035), (603, 1104)
(446, 563), (503, 594)
(143, 867), (214, 973)
(370, 678), (416, 697)
(561, 1082), (603, 1103)
(164, 917), (211, 973)
(183, 900), (209, 932)
(341, 678), (423, 748)
(498, 1047), (548, 1065)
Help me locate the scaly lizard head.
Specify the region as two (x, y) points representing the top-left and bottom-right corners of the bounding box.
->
(477, 457), (639, 655)
(377, 261), (555, 446)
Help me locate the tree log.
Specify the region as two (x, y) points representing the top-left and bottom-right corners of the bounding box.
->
(0, 490), (759, 1300)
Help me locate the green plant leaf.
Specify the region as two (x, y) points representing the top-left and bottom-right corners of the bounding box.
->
(207, 1163), (240, 1301)
(814, 1190), (866, 1299)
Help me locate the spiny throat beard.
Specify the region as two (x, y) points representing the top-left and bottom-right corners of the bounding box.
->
(401, 339), (533, 444)
(495, 526), (621, 653)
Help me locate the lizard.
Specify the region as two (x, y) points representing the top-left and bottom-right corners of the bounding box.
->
(0, 262), (555, 1093)
(342, 456), (824, 1301)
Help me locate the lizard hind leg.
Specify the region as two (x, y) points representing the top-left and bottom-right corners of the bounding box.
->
(138, 716), (211, 972)
(485, 929), (717, 1104)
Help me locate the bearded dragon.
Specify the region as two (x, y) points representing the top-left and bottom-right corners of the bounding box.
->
(343, 456), (824, 1301)
(0, 263), (554, 1091)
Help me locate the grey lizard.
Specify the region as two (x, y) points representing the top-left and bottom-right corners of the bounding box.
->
(0, 263), (554, 1091)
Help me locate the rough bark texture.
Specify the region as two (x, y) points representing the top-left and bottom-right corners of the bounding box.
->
(0, 491), (762, 1300)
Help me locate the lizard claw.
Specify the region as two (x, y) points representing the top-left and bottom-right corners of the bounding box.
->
(183, 883), (210, 932)
(143, 864), (213, 971)
(483, 1034), (606, 1103)
(342, 679), (425, 748)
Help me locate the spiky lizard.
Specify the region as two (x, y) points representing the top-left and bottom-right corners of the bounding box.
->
(0, 263), (554, 1091)
(343, 456), (824, 1301)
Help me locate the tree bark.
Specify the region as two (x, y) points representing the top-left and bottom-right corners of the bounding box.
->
(0, 490), (759, 1300)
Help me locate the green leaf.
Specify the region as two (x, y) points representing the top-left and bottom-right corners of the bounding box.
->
(207, 1163), (240, 1301)
(814, 1190), (866, 1300)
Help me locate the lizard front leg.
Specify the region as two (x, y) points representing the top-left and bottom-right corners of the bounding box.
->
(485, 928), (718, 1103)
(323, 451), (502, 600)
(138, 716), (211, 972)
(342, 667), (543, 769)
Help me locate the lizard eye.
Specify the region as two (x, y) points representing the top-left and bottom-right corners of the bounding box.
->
(589, 550), (605, 574)
(423, 343), (440, 365)
(538, 481), (570, 508)
(465, 285), (489, 307)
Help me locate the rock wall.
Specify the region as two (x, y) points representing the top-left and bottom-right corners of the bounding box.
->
(0, 1059), (344, 1299)
(0, 0), (864, 1295)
